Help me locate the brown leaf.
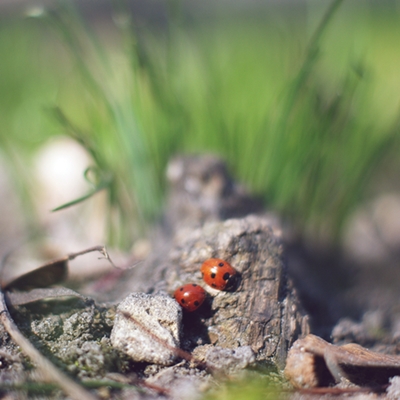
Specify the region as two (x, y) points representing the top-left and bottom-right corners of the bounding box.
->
(3, 257), (68, 291)
(2, 245), (116, 291)
(285, 334), (400, 389)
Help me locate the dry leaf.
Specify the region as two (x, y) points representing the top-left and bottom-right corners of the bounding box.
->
(2, 245), (115, 291)
(3, 257), (68, 291)
(285, 334), (400, 388)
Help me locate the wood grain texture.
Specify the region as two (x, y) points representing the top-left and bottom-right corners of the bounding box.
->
(164, 216), (309, 368)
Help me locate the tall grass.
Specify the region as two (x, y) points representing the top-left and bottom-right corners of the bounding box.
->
(1, 0), (399, 248)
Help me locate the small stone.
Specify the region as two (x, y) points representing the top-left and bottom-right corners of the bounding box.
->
(193, 345), (256, 374)
(146, 365), (209, 400)
(111, 293), (182, 365)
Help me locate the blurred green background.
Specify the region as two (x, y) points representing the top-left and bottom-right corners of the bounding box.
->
(1, 0), (399, 250)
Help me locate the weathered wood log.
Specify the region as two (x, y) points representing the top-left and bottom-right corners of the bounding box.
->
(163, 215), (309, 368)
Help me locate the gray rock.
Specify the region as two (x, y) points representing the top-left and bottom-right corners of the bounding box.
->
(193, 345), (256, 374)
(145, 364), (210, 400)
(111, 293), (182, 365)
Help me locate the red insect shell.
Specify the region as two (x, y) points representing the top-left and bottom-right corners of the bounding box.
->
(174, 283), (206, 312)
(201, 258), (238, 291)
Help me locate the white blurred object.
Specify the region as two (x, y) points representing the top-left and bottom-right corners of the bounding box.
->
(33, 136), (111, 278)
(34, 135), (92, 212)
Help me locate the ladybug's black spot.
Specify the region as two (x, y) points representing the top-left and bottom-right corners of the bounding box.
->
(224, 272), (241, 292)
(211, 283), (217, 288)
(179, 287), (184, 291)
(223, 272), (231, 281)
(192, 283), (198, 287)
(181, 299), (186, 304)
(194, 301), (199, 306)
(210, 273), (216, 279)
(218, 262), (224, 267)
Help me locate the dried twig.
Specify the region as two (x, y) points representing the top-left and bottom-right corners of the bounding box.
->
(67, 245), (110, 261)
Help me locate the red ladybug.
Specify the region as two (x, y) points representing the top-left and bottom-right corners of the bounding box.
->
(201, 258), (239, 291)
(174, 283), (206, 312)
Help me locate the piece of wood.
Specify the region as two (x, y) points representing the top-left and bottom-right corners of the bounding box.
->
(163, 216), (310, 368)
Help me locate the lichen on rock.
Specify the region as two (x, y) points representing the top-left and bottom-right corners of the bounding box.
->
(10, 296), (121, 379)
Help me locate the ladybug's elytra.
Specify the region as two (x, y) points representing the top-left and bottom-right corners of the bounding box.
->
(201, 258), (239, 291)
(174, 283), (206, 312)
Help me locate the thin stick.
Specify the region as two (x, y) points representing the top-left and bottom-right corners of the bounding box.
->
(67, 245), (139, 270)
(66, 245), (108, 261)
(67, 245), (118, 268)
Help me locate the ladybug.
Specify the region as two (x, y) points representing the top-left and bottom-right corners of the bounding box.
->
(174, 283), (206, 312)
(201, 258), (239, 291)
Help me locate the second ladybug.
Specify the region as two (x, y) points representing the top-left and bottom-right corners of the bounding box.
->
(174, 283), (206, 312)
(201, 258), (239, 291)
